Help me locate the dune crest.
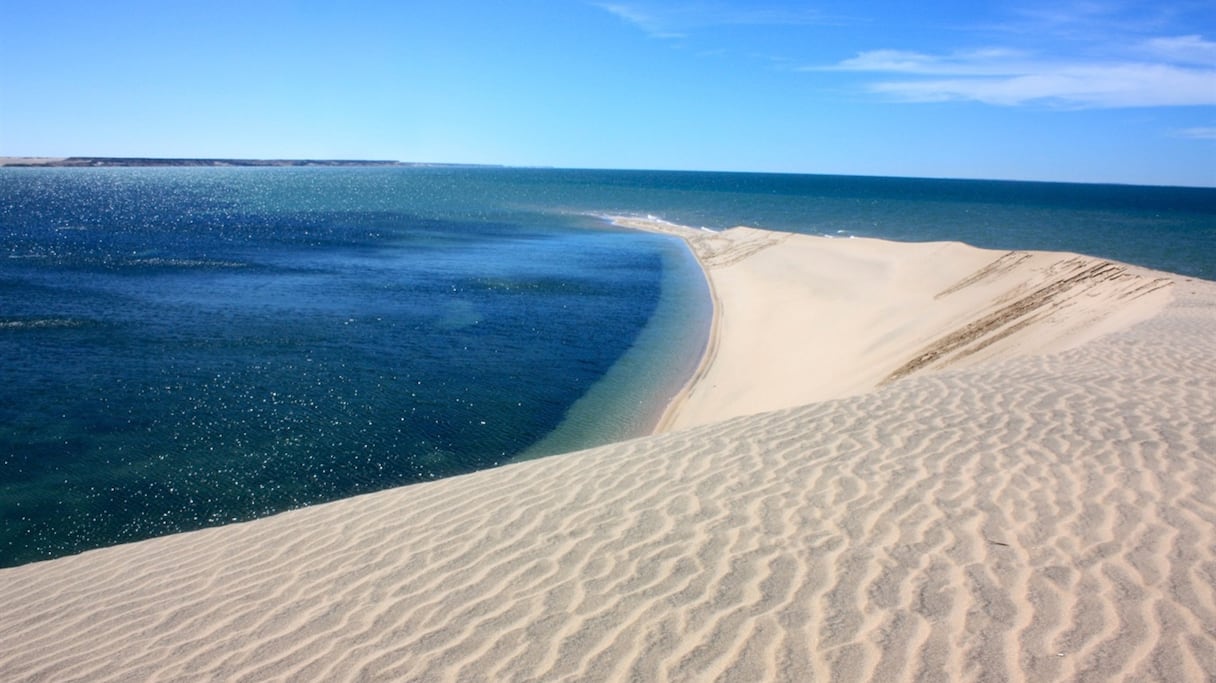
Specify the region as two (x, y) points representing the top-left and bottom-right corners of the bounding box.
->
(608, 217), (1173, 431)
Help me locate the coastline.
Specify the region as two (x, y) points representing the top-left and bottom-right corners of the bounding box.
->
(653, 272), (720, 434)
(514, 230), (711, 460)
(2, 225), (1214, 681)
(599, 216), (725, 434)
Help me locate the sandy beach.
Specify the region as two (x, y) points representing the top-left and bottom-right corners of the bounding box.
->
(1, 221), (1213, 682)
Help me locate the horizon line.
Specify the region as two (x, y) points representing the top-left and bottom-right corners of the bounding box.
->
(2, 156), (1212, 190)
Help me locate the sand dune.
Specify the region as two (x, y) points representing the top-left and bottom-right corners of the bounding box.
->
(1, 227), (1213, 682)
(609, 217), (1174, 431)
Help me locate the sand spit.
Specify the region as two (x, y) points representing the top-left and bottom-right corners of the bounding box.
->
(608, 217), (1174, 431)
(1, 230), (1214, 682)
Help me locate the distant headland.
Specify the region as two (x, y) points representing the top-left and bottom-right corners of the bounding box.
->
(0, 157), (447, 168)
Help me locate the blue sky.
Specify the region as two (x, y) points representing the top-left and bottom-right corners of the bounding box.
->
(1, 0), (1213, 186)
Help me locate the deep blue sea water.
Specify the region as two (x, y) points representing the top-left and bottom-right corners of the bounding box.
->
(2, 167), (1213, 567)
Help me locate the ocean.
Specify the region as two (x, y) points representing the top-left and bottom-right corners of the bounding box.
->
(2, 166), (1213, 567)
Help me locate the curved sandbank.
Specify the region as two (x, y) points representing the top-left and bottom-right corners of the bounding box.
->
(2, 224), (1214, 682)
(607, 216), (1175, 432)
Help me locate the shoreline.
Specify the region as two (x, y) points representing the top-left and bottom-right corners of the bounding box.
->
(596, 217), (725, 435)
(2, 224), (1213, 681)
(652, 273), (719, 434)
(512, 230), (711, 460)
(594, 215), (742, 433)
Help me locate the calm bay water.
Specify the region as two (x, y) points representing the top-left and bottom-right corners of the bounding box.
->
(2, 167), (1213, 567)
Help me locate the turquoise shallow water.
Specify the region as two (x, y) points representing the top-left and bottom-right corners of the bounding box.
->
(1, 167), (1213, 567)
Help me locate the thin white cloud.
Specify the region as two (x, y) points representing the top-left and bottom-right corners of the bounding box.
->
(592, 2), (841, 39)
(829, 49), (1032, 76)
(1176, 126), (1216, 140)
(869, 64), (1215, 108)
(995, 1), (1178, 41)
(1140, 34), (1216, 64)
(819, 37), (1216, 109)
(594, 3), (685, 39)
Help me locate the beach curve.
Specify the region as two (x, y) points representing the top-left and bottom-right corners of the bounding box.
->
(606, 216), (1175, 432)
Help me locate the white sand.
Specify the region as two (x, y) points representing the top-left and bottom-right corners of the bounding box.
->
(609, 217), (1174, 431)
(1, 222), (1213, 682)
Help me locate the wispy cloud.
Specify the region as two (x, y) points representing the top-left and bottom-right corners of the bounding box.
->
(830, 49), (1034, 76)
(594, 3), (685, 39)
(1176, 126), (1216, 140)
(1139, 34), (1216, 64)
(991, 1), (1181, 41)
(592, 2), (841, 39)
(818, 35), (1216, 109)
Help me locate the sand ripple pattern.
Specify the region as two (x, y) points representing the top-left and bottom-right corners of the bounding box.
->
(1, 286), (1214, 682)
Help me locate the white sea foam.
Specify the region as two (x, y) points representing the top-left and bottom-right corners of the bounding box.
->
(0, 319), (83, 330)
(126, 257), (246, 268)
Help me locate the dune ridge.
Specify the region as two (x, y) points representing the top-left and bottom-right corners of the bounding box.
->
(2, 228), (1213, 682)
(607, 216), (1173, 431)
